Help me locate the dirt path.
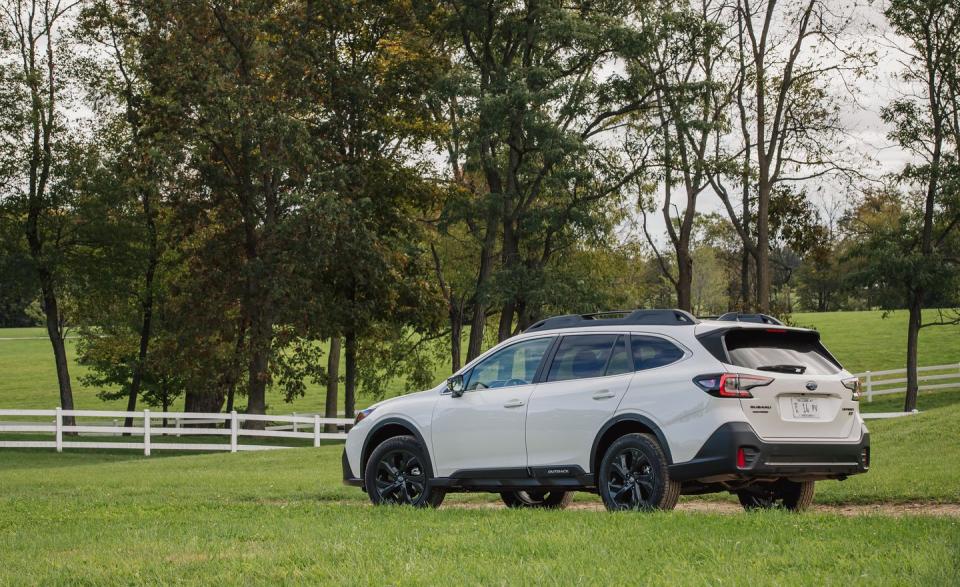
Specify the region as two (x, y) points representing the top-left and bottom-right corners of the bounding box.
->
(440, 498), (960, 517)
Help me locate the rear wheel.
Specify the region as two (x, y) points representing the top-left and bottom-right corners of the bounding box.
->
(364, 435), (445, 508)
(737, 480), (815, 511)
(499, 490), (573, 509)
(598, 433), (680, 511)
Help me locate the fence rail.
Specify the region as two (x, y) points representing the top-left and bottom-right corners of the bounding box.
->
(853, 362), (960, 402)
(0, 409), (351, 455)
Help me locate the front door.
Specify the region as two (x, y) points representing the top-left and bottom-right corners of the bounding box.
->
(430, 336), (554, 477)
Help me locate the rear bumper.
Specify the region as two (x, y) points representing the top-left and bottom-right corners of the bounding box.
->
(342, 449), (364, 487)
(669, 422), (870, 482)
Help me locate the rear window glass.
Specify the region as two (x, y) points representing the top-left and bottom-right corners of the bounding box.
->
(547, 334), (618, 382)
(724, 329), (841, 375)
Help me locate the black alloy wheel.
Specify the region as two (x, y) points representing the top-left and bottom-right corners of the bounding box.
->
(606, 448), (656, 509)
(364, 435), (445, 507)
(598, 433), (680, 511)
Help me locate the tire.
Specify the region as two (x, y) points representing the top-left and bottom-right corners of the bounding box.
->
(736, 480), (815, 512)
(598, 433), (681, 511)
(364, 435), (445, 508)
(499, 490), (574, 509)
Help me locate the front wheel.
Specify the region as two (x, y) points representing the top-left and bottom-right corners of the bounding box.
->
(500, 490), (573, 509)
(737, 480), (815, 511)
(364, 435), (445, 508)
(598, 433), (680, 511)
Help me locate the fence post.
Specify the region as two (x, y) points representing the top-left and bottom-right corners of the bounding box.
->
(314, 414), (321, 448)
(866, 371), (873, 402)
(55, 407), (63, 453)
(113, 418), (119, 437)
(175, 418), (181, 437)
(230, 410), (238, 453)
(143, 409), (151, 456)
(293, 412), (298, 433)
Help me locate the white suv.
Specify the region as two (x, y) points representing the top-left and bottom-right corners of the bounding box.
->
(342, 309), (869, 511)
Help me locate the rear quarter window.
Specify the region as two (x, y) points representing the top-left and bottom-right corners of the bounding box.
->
(723, 329), (841, 375)
(631, 335), (685, 371)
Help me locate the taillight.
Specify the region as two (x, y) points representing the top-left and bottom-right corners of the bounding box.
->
(694, 373), (774, 398)
(842, 377), (861, 401)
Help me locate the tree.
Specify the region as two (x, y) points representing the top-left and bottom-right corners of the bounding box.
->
(438, 0), (666, 345)
(636, 0), (729, 312)
(0, 0), (86, 422)
(73, 0), (169, 427)
(710, 0), (873, 313)
(847, 0), (960, 411)
(846, 189), (959, 411)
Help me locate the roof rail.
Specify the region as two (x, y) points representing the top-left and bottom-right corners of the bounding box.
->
(715, 312), (784, 326)
(524, 309), (698, 333)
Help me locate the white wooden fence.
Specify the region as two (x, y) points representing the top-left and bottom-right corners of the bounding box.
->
(853, 362), (960, 402)
(0, 409), (352, 455)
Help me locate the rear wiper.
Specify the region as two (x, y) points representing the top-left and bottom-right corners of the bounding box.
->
(757, 364), (807, 374)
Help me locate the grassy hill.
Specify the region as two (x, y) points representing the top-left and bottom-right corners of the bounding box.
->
(0, 400), (958, 584)
(0, 309), (957, 412)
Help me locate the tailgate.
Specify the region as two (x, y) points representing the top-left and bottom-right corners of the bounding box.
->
(740, 372), (857, 439)
(720, 327), (858, 440)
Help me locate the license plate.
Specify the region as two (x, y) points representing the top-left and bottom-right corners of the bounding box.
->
(791, 397), (821, 419)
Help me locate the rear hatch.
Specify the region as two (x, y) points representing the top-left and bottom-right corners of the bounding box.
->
(714, 327), (858, 440)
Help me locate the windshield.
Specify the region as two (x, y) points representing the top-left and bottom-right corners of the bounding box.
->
(724, 329), (841, 375)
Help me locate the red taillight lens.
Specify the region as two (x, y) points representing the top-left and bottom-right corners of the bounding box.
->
(694, 373), (774, 398)
(736, 447), (746, 468)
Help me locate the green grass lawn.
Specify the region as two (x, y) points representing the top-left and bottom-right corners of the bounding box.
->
(0, 309), (957, 413)
(1, 401), (959, 585)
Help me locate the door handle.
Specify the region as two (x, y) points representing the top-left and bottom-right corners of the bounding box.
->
(503, 399), (525, 408)
(592, 390), (616, 400)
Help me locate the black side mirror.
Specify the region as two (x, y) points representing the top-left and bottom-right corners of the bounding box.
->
(447, 374), (465, 398)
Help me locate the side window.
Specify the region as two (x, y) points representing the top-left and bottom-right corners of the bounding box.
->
(466, 337), (552, 390)
(605, 335), (633, 376)
(631, 335), (685, 371)
(546, 334), (618, 382)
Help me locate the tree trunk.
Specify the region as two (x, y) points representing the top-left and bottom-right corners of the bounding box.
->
(497, 299), (515, 342)
(904, 297), (922, 412)
(466, 212), (500, 362)
(184, 389), (224, 413)
(675, 250), (693, 313)
(124, 251), (157, 429)
(244, 305), (272, 427)
(755, 182), (772, 314)
(224, 322), (247, 417)
(449, 302), (463, 373)
(39, 275), (75, 427)
(344, 331), (357, 419)
(739, 251), (751, 310)
(325, 337), (341, 433)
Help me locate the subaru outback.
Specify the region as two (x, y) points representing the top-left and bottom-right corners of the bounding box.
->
(342, 309), (869, 511)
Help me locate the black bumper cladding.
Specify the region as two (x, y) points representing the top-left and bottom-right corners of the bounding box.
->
(342, 449), (364, 487)
(669, 422), (870, 482)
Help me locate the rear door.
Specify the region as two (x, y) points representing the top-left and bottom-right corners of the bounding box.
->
(723, 328), (857, 440)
